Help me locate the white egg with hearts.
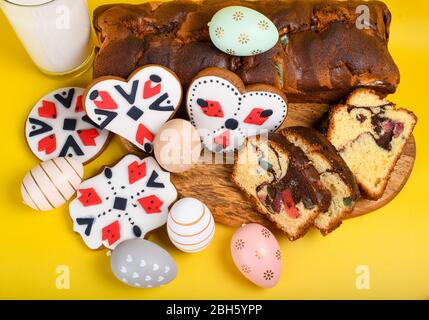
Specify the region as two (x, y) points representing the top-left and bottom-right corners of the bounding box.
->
(110, 239), (177, 288)
(167, 198), (215, 253)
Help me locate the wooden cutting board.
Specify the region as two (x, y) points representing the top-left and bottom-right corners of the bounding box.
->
(171, 103), (417, 228)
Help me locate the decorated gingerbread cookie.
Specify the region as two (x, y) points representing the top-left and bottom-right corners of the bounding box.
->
(69, 155), (177, 250)
(186, 68), (288, 153)
(25, 87), (110, 163)
(84, 65), (182, 153)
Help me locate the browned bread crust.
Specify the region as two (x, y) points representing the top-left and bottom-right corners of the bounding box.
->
(92, 0), (400, 103)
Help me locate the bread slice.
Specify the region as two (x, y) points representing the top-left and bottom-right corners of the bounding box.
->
(280, 127), (360, 235)
(232, 134), (331, 240)
(327, 89), (417, 200)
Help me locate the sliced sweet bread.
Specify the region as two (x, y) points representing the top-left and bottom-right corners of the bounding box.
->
(327, 89), (417, 200)
(280, 127), (360, 235)
(232, 134), (331, 241)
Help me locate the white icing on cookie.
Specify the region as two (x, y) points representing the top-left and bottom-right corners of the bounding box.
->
(69, 155), (178, 250)
(84, 66), (182, 153)
(25, 87), (110, 163)
(187, 74), (287, 152)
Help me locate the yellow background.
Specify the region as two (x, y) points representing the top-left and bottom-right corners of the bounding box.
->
(0, 0), (428, 300)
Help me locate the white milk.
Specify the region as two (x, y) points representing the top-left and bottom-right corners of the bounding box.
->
(1, 0), (92, 74)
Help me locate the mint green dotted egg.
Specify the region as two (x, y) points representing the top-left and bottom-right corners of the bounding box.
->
(208, 6), (279, 56)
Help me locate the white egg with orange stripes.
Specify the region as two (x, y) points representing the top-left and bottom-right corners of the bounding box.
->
(21, 157), (84, 211)
(167, 197), (215, 253)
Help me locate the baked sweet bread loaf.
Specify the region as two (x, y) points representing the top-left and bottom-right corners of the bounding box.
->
(327, 89), (417, 200)
(280, 127), (360, 235)
(232, 134), (332, 240)
(92, 0), (399, 103)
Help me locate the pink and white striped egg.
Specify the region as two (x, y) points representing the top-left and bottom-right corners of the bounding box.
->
(231, 223), (282, 288)
(167, 198), (215, 253)
(21, 157), (83, 211)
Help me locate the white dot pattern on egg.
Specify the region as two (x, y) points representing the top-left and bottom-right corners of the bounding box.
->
(110, 239), (177, 288)
(209, 6), (279, 56)
(167, 198), (215, 253)
(21, 157), (84, 211)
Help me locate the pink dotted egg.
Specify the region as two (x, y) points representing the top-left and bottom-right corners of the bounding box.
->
(230, 223), (282, 288)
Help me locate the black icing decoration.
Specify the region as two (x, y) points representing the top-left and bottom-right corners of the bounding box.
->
(76, 217), (95, 236)
(225, 118), (239, 130)
(94, 109), (117, 129)
(89, 90), (99, 100)
(133, 225), (142, 237)
(54, 88), (75, 109)
(113, 197), (127, 211)
(149, 93), (174, 112)
(197, 99), (208, 108)
(147, 171), (165, 189)
(59, 135), (84, 157)
(28, 118), (53, 137)
(114, 80), (139, 104)
(144, 143), (153, 153)
(261, 109), (274, 118)
(104, 168), (112, 179)
(63, 118), (77, 131)
(81, 115), (102, 129)
(150, 74), (161, 83)
(127, 106), (144, 121)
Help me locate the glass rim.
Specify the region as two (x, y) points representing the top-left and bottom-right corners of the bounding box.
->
(1, 0), (57, 7)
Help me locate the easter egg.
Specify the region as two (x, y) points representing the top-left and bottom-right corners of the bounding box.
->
(21, 157), (83, 211)
(153, 119), (202, 173)
(231, 223), (282, 288)
(167, 198), (215, 253)
(208, 6), (279, 56)
(110, 239), (177, 288)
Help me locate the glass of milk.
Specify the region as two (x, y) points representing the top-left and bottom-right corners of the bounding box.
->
(0, 0), (93, 76)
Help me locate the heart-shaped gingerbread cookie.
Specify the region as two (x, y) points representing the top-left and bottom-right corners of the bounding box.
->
(84, 65), (182, 153)
(186, 68), (288, 153)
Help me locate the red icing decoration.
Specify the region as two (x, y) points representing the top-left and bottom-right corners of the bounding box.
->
(78, 129), (100, 146)
(93, 91), (118, 110)
(143, 79), (161, 99)
(128, 161), (147, 184)
(138, 195), (163, 214)
(37, 134), (56, 154)
(75, 95), (84, 112)
(102, 221), (120, 246)
(244, 108), (271, 126)
(135, 123), (154, 146)
(78, 188), (102, 207)
(38, 100), (57, 119)
(281, 190), (300, 219)
(214, 130), (230, 148)
(394, 122), (405, 137)
(199, 100), (224, 118)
